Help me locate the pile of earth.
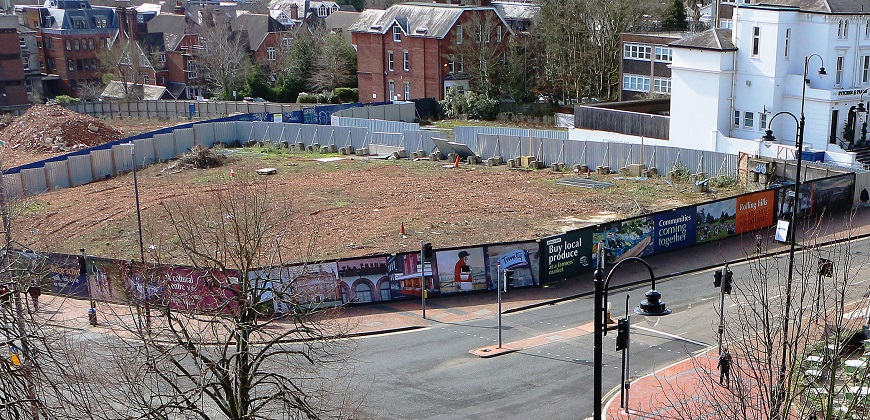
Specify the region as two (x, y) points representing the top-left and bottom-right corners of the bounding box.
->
(0, 104), (123, 152)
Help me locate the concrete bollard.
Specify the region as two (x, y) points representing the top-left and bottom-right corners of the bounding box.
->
(508, 159), (516, 168)
(429, 153), (438, 161)
(328, 144), (337, 153)
(305, 145), (314, 152)
(347, 145), (356, 154)
(320, 146), (330, 154)
(339, 147), (347, 155)
(295, 142), (305, 151)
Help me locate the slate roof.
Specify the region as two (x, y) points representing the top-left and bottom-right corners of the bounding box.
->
(325, 10), (360, 31)
(492, 1), (539, 21)
(755, 0), (870, 14)
(101, 81), (169, 100)
(350, 2), (510, 39)
(147, 13), (192, 51)
(44, 4), (117, 31)
(232, 13), (284, 51)
(670, 28), (736, 51)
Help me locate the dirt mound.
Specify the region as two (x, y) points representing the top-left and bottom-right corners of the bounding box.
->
(0, 104), (123, 152)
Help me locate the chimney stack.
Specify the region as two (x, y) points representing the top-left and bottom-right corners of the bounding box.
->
(290, 4), (298, 20)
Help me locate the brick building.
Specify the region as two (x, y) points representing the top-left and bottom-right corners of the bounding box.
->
(17, 0), (119, 97)
(619, 32), (682, 101)
(350, 2), (511, 102)
(0, 15), (29, 107)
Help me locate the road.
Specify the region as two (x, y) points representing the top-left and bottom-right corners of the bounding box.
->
(346, 240), (870, 419)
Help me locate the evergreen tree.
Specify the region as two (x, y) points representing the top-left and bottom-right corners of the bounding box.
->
(661, 0), (689, 31)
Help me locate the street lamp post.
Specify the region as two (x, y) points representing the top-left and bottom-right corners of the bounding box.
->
(760, 53), (825, 416)
(592, 244), (671, 420)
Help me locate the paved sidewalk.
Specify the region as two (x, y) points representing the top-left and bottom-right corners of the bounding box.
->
(23, 207), (870, 418)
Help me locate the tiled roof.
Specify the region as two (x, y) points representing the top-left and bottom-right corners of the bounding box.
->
(670, 29), (736, 51)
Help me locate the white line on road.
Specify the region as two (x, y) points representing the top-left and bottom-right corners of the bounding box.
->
(633, 326), (709, 347)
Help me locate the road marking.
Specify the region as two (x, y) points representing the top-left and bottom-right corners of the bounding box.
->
(633, 326), (708, 347)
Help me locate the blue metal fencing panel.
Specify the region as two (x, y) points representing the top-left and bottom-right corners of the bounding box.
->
(45, 160), (70, 191)
(370, 132), (404, 146)
(539, 138), (563, 166)
(174, 128), (195, 155)
(213, 121), (237, 144)
(455, 126), (529, 148)
(90, 148), (115, 179)
(299, 125), (318, 144)
(153, 133), (176, 161)
(477, 134), (499, 158)
(112, 144), (133, 172)
(350, 127), (368, 149)
(193, 123), (216, 147)
(249, 122), (268, 143)
(68, 155), (93, 187)
(3, 174), (24, 200)
(266, 122), (285, 142)
(131, 138), (156, 167)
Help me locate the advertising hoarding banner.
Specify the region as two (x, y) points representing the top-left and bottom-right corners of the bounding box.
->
(46, 253), (90, 299)
(735, 190), (775, 234)
(651, 207), (696, 253)
(540, 229), (593, 280)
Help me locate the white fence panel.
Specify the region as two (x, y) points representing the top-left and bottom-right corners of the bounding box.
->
(45, 160), (70, 191)
(132, 138), (156, 167)
(91, 149), (115, 179)
(250, 123), (269, 143)
(351, 127), (368, 149)
(266, 123), (285, 143)
(282, 123), (302, 144)
(235, 122), (255, 143)
(315, 126), (334, 145)
(68, 155), (93, 187)
(21, 168), (47, 196)
(299, 125), (318, 144)
(112, 144), (134, 172)
(174, 128), (195, 154)
(2, 174), (24, 200)
(194, 123), (216, 147)
(153, 133), (176, 161)
(370, 132), (403, 147)
(213, 122), (237, 144)
(332, 126), (352, 147)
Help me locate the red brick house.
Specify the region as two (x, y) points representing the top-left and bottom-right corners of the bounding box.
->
(350, 2), (511, 102)
(0, 15), (29, 107)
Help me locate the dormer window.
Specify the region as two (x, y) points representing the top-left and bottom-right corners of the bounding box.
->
(393, 26), (401, 42)
(318, 5), (328, 17)
(72, 18), (86, 29)
(94, 17), (107, 29)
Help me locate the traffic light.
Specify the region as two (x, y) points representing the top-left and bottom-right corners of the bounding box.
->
(723, 268), (733, 294)
(615, 318), (630, 351)
(504, 269), (515, 288)
(713, 269), (722, 288)
(422, 243), (433, 262)
(0, 286), (11, 304)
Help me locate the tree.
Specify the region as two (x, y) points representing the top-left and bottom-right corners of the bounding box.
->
(196, 20), (253, 100)
(309, 32), (358, 93)
(498, 33), (540, 103)
(90, 176), (364, 419)
(660, 0), (689, 32)
(445, 11), (507, 99)
(653, 211), (870, 419)
(95, 36), (155, 100)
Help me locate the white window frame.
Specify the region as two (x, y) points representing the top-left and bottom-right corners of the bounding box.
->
(404, 81), (410, 100)
(388, 80), (395, 100)
(733, 110), (741, 128)
(654, 46), (672, 62)
(403, 51), (409, 71)
(19, 37), (26, 49)
(388, 51), (394, 71)
(458, 54), (464, 73)
(68, 59), (74, 71)
(497, 26), (502, 42)
(863, 55), (870, 84)
(456, 25), (463, 45)
(447, 57), (455, 73)
(836, 55), (844, 86)
(267, 47), (276, 61)
(784, 28), (790, 58)
(393, 26), (401, 42)
(318, 5), (328, 17)
(751, 26), (760, 57)
(839, 19), (849, 39)
(623, 43), (651, 60)
(158, 54), (166, 63)
(187, 59), (197, 79)
(653, 77), (671, 94)
(759, 112), (768, 131)
(744, 111), (754, 129)
(22, 56), (29, 70)
(622, 74), (651, 92)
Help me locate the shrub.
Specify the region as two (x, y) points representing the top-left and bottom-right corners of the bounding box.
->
(54, 95), (80, 104)
(465, 92), (499, 120)
(297, 93), (318, 104)
(333, 88), (358, 103)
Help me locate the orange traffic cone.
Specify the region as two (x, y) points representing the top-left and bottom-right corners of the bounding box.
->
(454, 155), (460, 168)
(401, 222), (406, 235)
(230, 167), (235, 177)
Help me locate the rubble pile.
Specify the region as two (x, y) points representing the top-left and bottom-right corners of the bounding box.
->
(163, 144), (231, 172)
(0, 105), (123, 152)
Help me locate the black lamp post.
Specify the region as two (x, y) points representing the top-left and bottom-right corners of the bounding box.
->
(592, 244), (671, 420)
(759, 53), (825, 417)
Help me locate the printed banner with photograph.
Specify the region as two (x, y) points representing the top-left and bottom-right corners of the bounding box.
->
(486, 241), (541, 289)
(593, 217), (654, 264)
(436, 247), (487, 293)
(386, 252), (435, 299)
(124, 261), (163, 304)
(807, 175), (855, 215)
(651, 207), (696, 253)
(270, 262), (343, 311)
(337, 256), (390, 303)
(157, 266), (240, 314)
(45, 253), (90, 299)
(88, 257), (129, 304)
(540, 229), (594, 280)
(735, 190), (775, 234)
(696, 198), (737, 244)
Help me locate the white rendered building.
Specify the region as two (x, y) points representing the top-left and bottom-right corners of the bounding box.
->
(668, 1), (870, 166)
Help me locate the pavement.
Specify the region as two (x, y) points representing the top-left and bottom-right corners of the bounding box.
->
(20, 206), (870, 418)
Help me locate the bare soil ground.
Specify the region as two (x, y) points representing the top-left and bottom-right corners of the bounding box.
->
(5, 147), (740, 264)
